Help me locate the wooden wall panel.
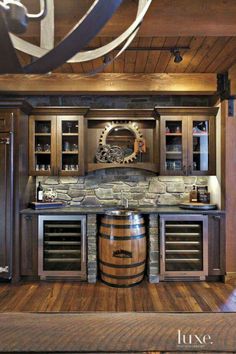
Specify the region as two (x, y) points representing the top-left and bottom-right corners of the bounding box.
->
(223, 100), (236, 274)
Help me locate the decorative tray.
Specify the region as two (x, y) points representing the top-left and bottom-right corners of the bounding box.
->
(179, 202), (217, 210)
(29, 202), (64, 210)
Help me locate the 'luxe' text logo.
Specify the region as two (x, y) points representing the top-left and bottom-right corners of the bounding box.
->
(177, 329), (213, 346)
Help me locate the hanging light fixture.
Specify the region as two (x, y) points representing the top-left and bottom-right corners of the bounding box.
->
(171, 49), (183, 63)
(0, 0), (153, 74)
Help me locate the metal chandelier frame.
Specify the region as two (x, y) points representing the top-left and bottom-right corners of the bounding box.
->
(0, 0), (152, 74)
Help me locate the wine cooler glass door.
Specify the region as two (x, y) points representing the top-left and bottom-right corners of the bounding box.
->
(38, 215), (86, 277)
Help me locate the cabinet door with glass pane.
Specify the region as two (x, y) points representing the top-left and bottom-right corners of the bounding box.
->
(160, 117), (188, 175)
(188, 116), (216, 176)
(57, 116), (84, 176)
(29, 116), (57, 176)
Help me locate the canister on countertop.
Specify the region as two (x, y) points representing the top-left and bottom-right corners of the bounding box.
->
(197, 186), (210, 203)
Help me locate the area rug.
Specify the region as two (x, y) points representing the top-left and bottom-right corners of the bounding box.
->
(0, 312), (236, 353)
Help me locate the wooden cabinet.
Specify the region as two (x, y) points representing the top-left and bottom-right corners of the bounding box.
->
(29, 108), (88, 176)
(0, 131), (13, 280)
(0, 101), (32, 282)
(20, 214), (38, 277)
(159, 214), (208, 281)
(208, 214), (225, 276)
(159, 107), (217, 176)
(86, 109), (159, 173)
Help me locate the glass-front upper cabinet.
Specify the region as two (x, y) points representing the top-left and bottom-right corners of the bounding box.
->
(188, 117), (216, 176)
(29, 115), (85, 176)
(29, 116), (56, 176)
(160, 115), (216, 176)
(57, 116), (82, 176)
(160, 117), (188, 176)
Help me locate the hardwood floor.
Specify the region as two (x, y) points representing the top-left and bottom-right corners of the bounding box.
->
(0, 279), (236, 312)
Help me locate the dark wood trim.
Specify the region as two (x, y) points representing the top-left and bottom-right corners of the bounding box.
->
(0, 73), (217, 95)
(86, 108), (155, 119)
(208, 214), (226, 276)
(31, 106), (90, 116)
(87, 162), (158, 173)
(0, 99), (32, 114)
(155, 106), (219, 116)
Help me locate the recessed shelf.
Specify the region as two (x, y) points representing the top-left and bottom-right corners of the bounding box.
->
(62, 133), (79, 136)
(34, 133), (51, 136)
(165, 133), (182, 136)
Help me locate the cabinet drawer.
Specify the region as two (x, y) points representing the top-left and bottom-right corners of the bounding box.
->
(0, 112), (13, 132)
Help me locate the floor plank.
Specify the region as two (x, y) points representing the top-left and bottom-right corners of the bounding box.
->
(0, 279), (236, 312)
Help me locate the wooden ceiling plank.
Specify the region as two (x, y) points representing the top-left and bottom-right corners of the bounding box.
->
(113, 53), (125, 73)
(0, 73), (217, 95)
(206, 37), (236, 73)
(20, 0), (236, 38)
(155, 37), (179, 73)
(196, 37), (231, 73)
(99, 37), (114, 73)
(134, 37), (152, 73)
(205, 37), (232, 73)
(16, 50), (32, 67)
(124, 37), (139, 73)
(184, 37), (218, 73)
(54, 63), (72, 74)
(81, 61), (94, 74)
(144, 37), (166, 73)
(69, 63), (84, 74)
(172, 37), (205, 74)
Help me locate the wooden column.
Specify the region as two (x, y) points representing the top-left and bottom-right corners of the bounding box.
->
(222, 99), (236, 278)
(229, 63), (236, 96)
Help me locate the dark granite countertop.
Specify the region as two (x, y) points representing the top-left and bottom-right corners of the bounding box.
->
(20, 206), (225, 215)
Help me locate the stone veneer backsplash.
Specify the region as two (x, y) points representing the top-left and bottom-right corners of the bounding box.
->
(36, 169), (209, 206)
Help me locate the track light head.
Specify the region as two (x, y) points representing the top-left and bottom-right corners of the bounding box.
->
(171, 49), (183, 63)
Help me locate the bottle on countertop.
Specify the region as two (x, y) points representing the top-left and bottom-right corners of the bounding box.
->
(37, 182), (44, 202)
(189, 185), (198, 203)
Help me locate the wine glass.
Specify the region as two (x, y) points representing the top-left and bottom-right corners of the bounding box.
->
(66, 122), (73, 133)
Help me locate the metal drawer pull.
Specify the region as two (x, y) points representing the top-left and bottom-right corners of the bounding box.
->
(0, 266), (9, 273)
(0, 138), (10, 144)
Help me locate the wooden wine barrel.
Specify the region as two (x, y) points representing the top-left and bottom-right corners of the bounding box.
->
(99, 211), (146, 287)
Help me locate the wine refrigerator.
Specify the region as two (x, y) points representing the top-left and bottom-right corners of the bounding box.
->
(159, 214), (208, 280)
(38, 215), (86, 279)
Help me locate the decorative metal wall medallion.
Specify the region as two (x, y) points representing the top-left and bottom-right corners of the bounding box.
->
(98, 121), (144, 163)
